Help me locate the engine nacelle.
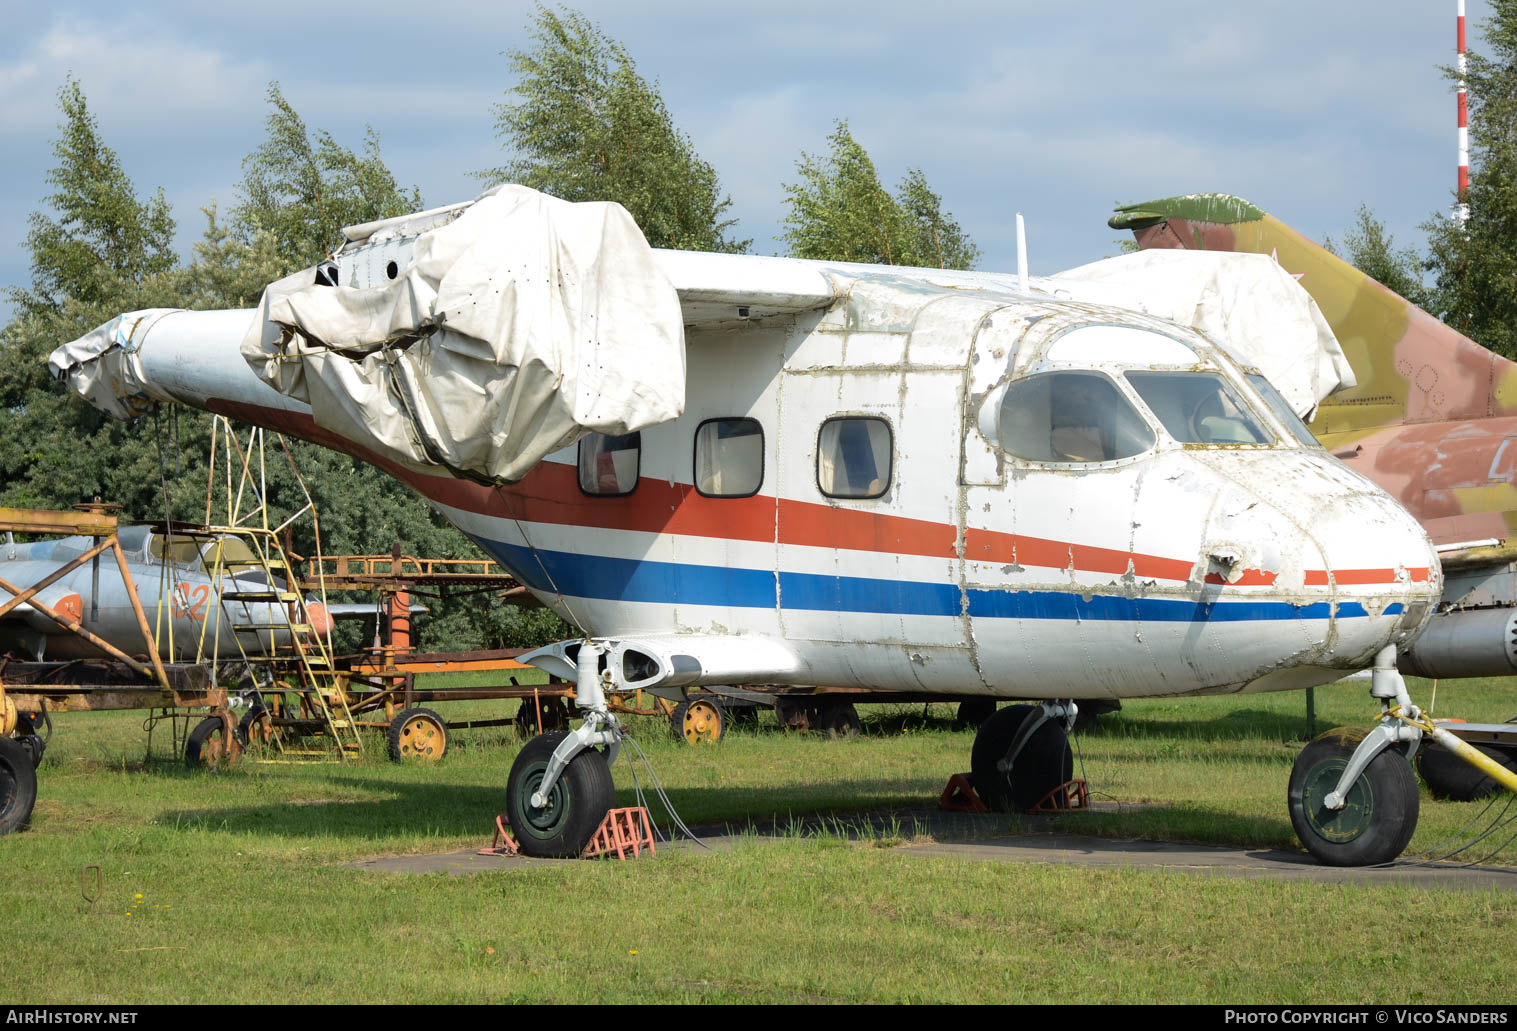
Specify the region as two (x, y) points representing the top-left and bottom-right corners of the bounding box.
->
(1400, 607), (1517, 679)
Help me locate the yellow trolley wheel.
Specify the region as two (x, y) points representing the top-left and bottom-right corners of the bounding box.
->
(670, 698), (725, 746)
(388, 707), (449, 763)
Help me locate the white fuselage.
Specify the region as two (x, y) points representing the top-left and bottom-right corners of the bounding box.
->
(48, 255), (1443, 700)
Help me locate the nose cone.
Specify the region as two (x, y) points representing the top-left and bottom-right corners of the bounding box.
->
(55, 591), (84, 625)
(1195, 450), (1440, 674)
(306, 601), (334, 638)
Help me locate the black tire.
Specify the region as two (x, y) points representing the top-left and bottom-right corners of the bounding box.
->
(669, 698), (725, 745)
(185, 716), (233, 769)
(238, 705), (274, 749)
(773, 697), (812, 732)
(506, 731), (615, 858)
(955, 699), (996, 730)
(970, 704), (1073, 812)
(388, 707), (449, 763)
(16, 734), (44, 770)
(1288, 727), (1420, 867)
(0, 736), (38, 834)
(1418, 741), (1517, 802)
(817, 702), (862, 739)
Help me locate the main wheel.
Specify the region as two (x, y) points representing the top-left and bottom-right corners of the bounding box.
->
(506, 732), (616, 858)
(1288, 728), (1420, 867)
(388, 707), (449, 762)
(185, 716), (234, 769)
(955, 699), (996, 730)
(1418, 741), (1517, 801)
(670, 699), (725, 745)
(817, 702), (862, 739)
(0, 736), (37, 834)
(970, 704), (1073, 812)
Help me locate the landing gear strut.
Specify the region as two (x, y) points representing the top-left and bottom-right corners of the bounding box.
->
(1289, 645), (1517, 866)
(505, 641), (620, 858)
(970, 701), (1076, 812)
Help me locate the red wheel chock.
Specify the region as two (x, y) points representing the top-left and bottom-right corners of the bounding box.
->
(580, 807), (657, 860)
(479, 807), (658, 861)
(938, 772), (989, 813)
(478, 814), (520, 857)
(1031, 779), (1090, 813)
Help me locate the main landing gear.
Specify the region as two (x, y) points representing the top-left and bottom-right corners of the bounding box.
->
(970, 701), (1078, 812)
(1288, 645), (1517, 866)
(505, 641), (621, 858)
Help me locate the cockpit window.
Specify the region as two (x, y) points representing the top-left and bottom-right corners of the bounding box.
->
(1125, 372), (1272, 446)
(1245, 373), (1322, 449)
(997, 372), (1155, 463)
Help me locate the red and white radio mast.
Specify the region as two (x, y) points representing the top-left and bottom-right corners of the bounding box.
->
(1457, 0), (1470, 224)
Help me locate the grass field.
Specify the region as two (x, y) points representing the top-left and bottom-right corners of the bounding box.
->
(4, 676), (1517, 1004)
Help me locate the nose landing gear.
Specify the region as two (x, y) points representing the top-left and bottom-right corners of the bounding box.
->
(505, 641), (622, 858)
(970, 701), (1078, 813)
(1288, 646), (1517, 866)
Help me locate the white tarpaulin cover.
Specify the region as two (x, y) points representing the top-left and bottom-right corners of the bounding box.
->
(1052, 250), (1354, 418)
(241, 184), (685, 482)
(47, 308), (186, 420)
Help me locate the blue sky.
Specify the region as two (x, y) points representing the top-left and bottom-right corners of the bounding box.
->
(0, 1), (1491, 321)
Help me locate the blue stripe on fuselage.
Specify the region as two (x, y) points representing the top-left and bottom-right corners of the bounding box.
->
(470, 536), (1396, 623)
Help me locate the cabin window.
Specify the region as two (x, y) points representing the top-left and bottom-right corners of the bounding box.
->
(694, 418), (763, 497)
(578, 432), (641, 496)
(1125, 372), (1272, 446)
(997, 371), (1154, 463)
(817, 416), (892, 498)
(1245, 374), (1321, 448)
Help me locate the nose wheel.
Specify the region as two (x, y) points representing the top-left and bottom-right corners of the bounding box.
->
(506, 731), (615, 857)
(970, 703), (1075, 812)
(1288, 728), (1420, 867)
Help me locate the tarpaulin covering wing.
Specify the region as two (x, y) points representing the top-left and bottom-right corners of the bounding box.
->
(240, 185), (685, 483)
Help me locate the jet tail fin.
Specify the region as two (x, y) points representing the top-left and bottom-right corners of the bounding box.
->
(1111, 193), (1517, 436)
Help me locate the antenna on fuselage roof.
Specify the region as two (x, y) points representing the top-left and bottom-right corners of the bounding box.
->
(1016, 213), (1030, 293)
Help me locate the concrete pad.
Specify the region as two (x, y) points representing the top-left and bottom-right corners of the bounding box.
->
(349, 804), (1517, 892)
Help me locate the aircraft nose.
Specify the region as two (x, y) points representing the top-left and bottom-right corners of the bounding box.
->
(1197, 450), (1440, 664)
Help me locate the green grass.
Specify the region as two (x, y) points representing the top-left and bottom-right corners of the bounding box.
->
(6, 677), (1517, 1003)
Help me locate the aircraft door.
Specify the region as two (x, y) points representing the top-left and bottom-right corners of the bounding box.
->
(775, 367), (966, 676)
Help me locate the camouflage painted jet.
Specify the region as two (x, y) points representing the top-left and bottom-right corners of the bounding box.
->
(1112, 194), (1517, 684)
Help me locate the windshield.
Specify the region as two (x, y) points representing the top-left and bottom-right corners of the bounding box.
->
(1245, 373), (1322, 449)
(1124, 372), (1272, 446)
(997, 371), (1155, 463)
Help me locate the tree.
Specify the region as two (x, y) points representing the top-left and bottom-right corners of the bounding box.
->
(12, 78), (176, 319)
(234, 83), (421, 272)
(2, 79), (570, 653)
(486, 5), (748, 253)
(1423, 1), (1517, 356)
(781, 121), (978, 269)
(896, 168), (980, 271)
(1325, 206), (1432, 310)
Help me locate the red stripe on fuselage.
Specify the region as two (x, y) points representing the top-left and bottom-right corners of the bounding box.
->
(207, 399), (1426, 588)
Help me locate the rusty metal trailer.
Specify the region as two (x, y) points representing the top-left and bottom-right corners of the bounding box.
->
(0, 504), (235, 833)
